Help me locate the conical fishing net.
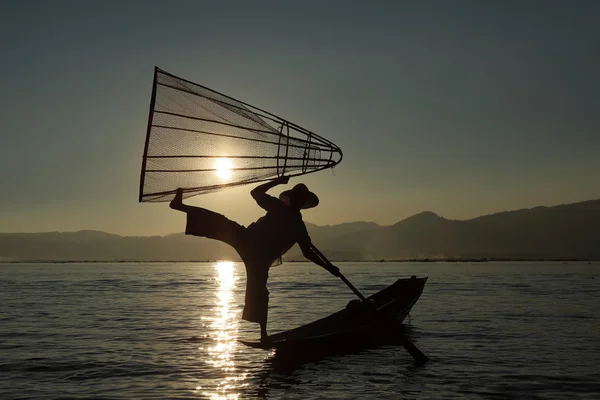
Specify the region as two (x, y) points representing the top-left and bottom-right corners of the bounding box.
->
(139, 67), (343, 202)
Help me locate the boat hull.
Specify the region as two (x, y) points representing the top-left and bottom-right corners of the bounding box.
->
(240, 276), (428, 357)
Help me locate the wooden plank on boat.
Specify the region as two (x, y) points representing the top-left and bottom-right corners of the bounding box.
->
(239, 332), (348, 351)
(238, 339), (274, 349)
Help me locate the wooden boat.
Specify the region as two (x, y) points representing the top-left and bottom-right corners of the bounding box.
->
(239, 276), (427, 356)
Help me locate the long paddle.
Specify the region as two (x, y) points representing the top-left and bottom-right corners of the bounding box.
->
(310, 245), (429, 365)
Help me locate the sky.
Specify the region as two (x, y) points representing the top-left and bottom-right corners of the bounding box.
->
(1, 0), (599, 236)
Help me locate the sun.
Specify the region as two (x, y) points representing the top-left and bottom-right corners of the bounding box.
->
(215, 158), (233, 180)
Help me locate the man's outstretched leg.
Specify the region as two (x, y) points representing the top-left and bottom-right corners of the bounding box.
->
(169, 188), (245, 250)
(170, 188), (193, 212)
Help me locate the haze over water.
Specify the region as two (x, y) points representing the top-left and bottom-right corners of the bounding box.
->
(1, 262), (599, 399)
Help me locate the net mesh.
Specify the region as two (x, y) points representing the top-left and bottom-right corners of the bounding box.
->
(139, 68), (343, 202)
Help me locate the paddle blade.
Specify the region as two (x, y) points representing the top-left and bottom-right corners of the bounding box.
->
(400, 336), (429, 366)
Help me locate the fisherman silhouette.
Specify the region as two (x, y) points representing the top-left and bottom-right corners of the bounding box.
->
(169, 176), (341, 343)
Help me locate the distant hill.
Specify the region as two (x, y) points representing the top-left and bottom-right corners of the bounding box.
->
(1, 199), (599, 262)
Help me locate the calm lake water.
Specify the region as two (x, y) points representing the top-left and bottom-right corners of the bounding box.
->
(1, 261), (599, 399)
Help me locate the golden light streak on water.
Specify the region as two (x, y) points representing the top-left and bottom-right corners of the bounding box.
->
(202, 261), (244, 400)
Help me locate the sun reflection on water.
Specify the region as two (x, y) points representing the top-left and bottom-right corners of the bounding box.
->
(200, 261), (247, 400)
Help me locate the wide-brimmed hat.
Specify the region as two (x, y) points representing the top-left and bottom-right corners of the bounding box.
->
(279, 183), (319, 209)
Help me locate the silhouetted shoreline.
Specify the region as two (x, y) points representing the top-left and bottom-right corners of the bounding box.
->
(2, 198), (600, 263)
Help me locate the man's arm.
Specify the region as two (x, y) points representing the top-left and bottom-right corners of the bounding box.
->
(299, 241), (341, 277)
(251, 176), (289, 211)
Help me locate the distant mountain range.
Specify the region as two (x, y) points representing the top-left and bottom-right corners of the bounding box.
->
(1, 199), (599, 262)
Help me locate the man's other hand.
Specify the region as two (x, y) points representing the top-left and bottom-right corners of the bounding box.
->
(273, 175), (290, 184)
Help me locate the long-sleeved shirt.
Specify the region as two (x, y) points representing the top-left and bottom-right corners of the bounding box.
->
(246, 190), (311, 266)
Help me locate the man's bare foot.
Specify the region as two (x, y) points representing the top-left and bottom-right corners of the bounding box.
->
(169, 188), (184, 210)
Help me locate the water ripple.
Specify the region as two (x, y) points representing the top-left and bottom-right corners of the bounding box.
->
(0, 261), (599, 399)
